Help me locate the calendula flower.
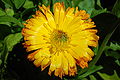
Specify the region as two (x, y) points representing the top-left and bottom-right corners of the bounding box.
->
(22, 2), (99, 78)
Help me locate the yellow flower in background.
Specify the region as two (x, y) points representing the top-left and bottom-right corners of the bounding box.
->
(22, 2), (99, 78)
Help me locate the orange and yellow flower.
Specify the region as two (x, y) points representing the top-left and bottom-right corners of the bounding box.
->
(22, 2), (99, 78)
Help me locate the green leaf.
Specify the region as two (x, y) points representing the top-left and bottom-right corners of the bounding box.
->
(2, 0), (13, 8)
(93, 45), (99, 55)
(12, 0), (26, 9)
(72, 0), (83, 7)
(105, 42), (120, 66)
(105, 51), (120, 59)
(115, 60), (120, 66)
(77, 65), (103, 79)
(89, 75), (97, 80)
(5, 8), (14, 16)
(0, 8), (6, 16)
(112, 0), (120, 18)
(91, 8), (107, 18)
(0, 33), (22, 72)
(20, 7), (35, 19)
(0, 42), (8, 67)
(0, 22), (11, 26)
(77, 0), (107, 17)
(105, 43), (120, 59)
(96, 0), (103, 9)
(23, 0), (34, 9)
(90, 0), (107, 18)
(0, 16), (23, 27)
(0, 24), (11, 40)
(4, 33), (22, 51)
(107, 42), (120, 51)
(97, 70), (120, 80)
(78, 0), (95, 14)
(81, 78), (88, 80)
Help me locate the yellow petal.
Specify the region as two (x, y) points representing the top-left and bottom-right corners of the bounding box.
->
(48, 54), (56, 75)
(41, 58), (50, 71)
(67, 48), (79, 59)
(72, 46), (91, 60)
(64, 51), (75, 68)
(27, 49), (40, 61)
(61, 8), (74, 31)
(86, 48), (94, 57)
(34, 48), (51, 59)
(54, 3), (60, 25)
(26, 44), (50, 52)
(33, 57), (44, 67)
(64, 51), (77, 76)
(45, 11), (56, 29)
(61, 53), (68, 75)
(55, 53), (62, 68)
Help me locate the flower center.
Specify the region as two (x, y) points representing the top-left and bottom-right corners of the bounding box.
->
(50, 30), (69, 51)
(53, 30), (68, 42)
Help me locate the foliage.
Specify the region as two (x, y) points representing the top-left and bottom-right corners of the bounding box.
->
(0, 0), (120, 80)
(97, 70), (120, 80)
(105, 42), (120, 66)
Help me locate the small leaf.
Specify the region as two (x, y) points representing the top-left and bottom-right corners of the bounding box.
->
(115, 60), (120, 66)
(23, 0), (34, 9)
(20, 8), (35, 19)
(4, 33), (23, 51)
(109, 42), (120, 51)
(105, 43), (120, 59)
(12, 0), (26, 9)
(89, 75), (97, 80)
(0, 22), (11, 26)
(5, 8), (14, 16)
(77, 0), (107, 17)
(97, 70), (120, 80)
(0, 8), (6, 16)
(2, 0), (13, 8)
(105, 51), (120, 59)
(96, 0), (103, 9)
(91, 8), (107, 18)
(72, 0), (83, 7)
(78, 0), (95, 14)
(0, 15), (23, 27)
(81, 78), (88, 80)
(112, 0), (120, 18)
(0, 42), (8, 67)
(77, 65), (103, 79)
(0, 33), (22, 68)
(93, 45), (99, 55)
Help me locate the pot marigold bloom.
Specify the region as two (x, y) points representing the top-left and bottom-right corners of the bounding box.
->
(22, 2), (99, 78)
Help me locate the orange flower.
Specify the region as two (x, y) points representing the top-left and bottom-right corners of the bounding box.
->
(22, 2), (99, 78)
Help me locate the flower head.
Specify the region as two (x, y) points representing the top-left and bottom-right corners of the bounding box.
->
(22, 2), (99, 78)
